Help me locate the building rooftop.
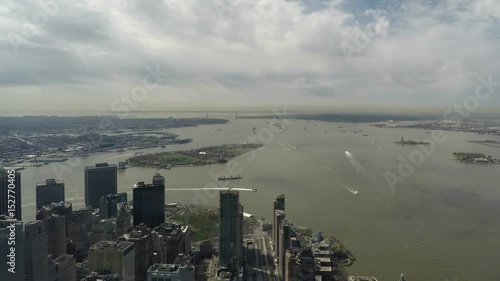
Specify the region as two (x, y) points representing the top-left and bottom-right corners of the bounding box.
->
(90, 241), (134, 252)
(148, 263), (194, 273)
(348, 276), (379, 281)
(36, 178), (64, 186)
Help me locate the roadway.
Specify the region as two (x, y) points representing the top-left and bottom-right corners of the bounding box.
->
(245, 227), (278, 281)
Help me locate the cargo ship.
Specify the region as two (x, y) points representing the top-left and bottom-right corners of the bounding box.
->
(218, 176), (242, 181)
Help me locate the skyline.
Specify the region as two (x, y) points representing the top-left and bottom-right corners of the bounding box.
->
(2, 0), (500, 112)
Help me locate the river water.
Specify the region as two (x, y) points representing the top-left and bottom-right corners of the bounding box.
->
(17, 112), (500, 281)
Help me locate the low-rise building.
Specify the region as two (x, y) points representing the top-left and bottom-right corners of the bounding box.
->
(147, 263), (195, 281)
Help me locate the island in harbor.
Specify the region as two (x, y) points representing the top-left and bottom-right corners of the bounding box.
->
(453, 152), (499, 164)
(394, 136), (430, 145)
(126, 142), (263, 168)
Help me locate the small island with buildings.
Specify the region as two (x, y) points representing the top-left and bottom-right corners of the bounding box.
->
(126, 143), (263, 168)
(453, 152), (499, 164)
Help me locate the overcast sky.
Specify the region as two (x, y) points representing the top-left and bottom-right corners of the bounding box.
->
(1, 0), (499, 114)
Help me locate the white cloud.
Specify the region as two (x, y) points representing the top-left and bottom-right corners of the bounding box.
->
(0, 0), (499, 113)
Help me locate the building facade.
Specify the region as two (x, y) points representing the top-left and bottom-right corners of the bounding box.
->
(0, 170), (22, 220)
(219, 190), (243, 273)
(84, 163), (117, 208)
(46, 214), (67, 259)
(25, 220), (48, 281)
(99, 192), (128, 219)
(88, 241), (135, 281)
(36, 179), (65, 210)
(67, 206), (95, 259)
(0, 216), (25, 281)
(48, 254), (76, 281)
(115, 202), (133, 237)
(118, 224), (154, 281)
(133, 180), (165, 228)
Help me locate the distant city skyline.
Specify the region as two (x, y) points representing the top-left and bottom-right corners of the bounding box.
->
(2, 0), (500, 112)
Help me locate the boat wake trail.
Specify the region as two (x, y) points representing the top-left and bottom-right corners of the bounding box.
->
(342, 184), (359, 195)
(345, 151), (366, 174)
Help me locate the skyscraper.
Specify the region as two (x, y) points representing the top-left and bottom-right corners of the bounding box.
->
(273, 194), (285, 250)
(25, 220), (48, 281)
(219, 190), (243, 273)
(116, 202), (133, 237)
(67, 206), (95, 260)
(133, 178), (165, 228)
(274, 210), (285, 259)
(279, 218), (291, 279)
(99, 192), (128, 219)
(274, 194), (285, 212)
(0, 169), (22, 220)
(46, 214), (67, 259)
(84, 163), (117, 208)
(0, 215), (25, 281)
(118, 224), (154, 281)
(152, 173), (165, 186)
(36, 179), (65, 210)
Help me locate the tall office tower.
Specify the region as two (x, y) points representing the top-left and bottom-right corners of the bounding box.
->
(67, 206), (95, 260)
(279, 218), (291, 279)
(36, 179), (65, 210)
(274, 210), (285, 259)
(152, 173), (165, 186)
(274, 194), (285, 212)
(25, 220), (48, 281)
(46, 214), (67, 259)
(297, 247), (315, 281)
(99, 192), (128, 219)
(116, 202), (133, 237)
(273, 194), (285, 247)
(0, 169), (22, 220)
(133, 179), (165, 228)
(48, 254), (76, 281)
(0, 215), (25, 281)
(219, 190), (243, 273)
(84, 163), (117, 208)
(88, 241), (135, 281)
(118, 224), (153, 281)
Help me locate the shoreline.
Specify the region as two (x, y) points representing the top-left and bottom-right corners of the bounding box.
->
(126, 143), (263, 168)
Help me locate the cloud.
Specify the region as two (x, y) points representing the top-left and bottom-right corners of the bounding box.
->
(1, 0), (499, 113)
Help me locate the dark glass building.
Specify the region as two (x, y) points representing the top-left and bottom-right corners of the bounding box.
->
(132, 177), (165, 228)
(36, 179), (65, 210)
(84, 163), (117, 208)
(0, 169), (22, 220)
(219, 190), (243, 273)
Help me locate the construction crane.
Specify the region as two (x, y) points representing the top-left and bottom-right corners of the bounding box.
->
(165, 187), (257, 192)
